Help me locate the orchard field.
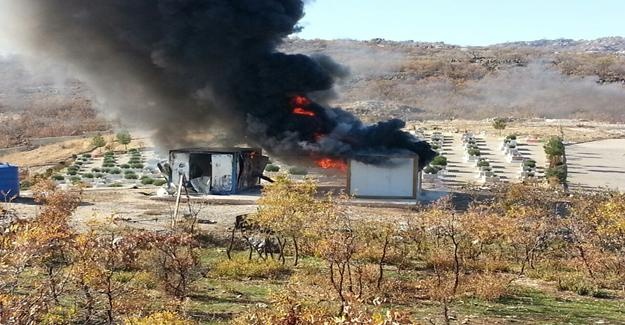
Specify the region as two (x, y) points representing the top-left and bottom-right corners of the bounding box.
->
(1, 177), (625, 324)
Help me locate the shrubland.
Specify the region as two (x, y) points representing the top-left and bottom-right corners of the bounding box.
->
(1, 178), (625, 324)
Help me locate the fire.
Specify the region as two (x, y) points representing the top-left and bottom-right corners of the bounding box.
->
(293, 107), (316, 117)
(291, 95), (311, 107)
(316, 158), (348, 172)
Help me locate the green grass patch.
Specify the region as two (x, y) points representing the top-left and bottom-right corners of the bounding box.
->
(457, 286), (625, 324)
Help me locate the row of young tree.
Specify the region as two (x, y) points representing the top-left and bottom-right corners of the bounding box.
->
(1, 177), (623, 324)
(234, 177), (625, 324)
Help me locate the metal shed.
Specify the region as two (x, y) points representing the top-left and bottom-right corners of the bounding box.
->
(347, 155), (421, 199)
(168, 148), (268, 195)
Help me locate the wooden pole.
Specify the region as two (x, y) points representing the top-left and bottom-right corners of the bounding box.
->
(172, 175), (184, 229)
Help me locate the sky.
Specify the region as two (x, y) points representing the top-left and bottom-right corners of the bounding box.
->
(297, 0), (625, 46)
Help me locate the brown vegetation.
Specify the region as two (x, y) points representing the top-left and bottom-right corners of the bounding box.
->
(1, 177), (625, 323)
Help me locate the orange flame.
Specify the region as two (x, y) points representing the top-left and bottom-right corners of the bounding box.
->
(293, 107), (316, 117)
(316, 158), (348, 172)
(291, 95), (311, 107)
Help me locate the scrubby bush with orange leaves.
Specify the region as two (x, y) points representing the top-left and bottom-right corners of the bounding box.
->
(2, 176), (625, 323)
(0, 182), (202, 324)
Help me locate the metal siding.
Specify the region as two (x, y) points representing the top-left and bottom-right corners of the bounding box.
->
(170, 152), (190, 186)
(0, 164), (19, 201)
(349, 158), (416, 198)
(211, 154), (234, 194)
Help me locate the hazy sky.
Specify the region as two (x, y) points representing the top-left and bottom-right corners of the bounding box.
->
(298, 0), (625, 45)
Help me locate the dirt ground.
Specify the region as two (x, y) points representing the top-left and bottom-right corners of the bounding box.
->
(0, 134), (151, 175)
(2, 119), (624, 232)
(412, 118), (625, 143)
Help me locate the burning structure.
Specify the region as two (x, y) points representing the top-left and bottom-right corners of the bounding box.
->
(348, 155), (422, 199)
(166, 148), (268, 195)
(2, 0), (436, 174)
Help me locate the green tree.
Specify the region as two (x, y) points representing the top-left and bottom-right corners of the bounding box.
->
(493, 118), (507, 134)
(544, 136), (567, 187)
(116, 131), (132, 151)
(91, 134), (106, 152)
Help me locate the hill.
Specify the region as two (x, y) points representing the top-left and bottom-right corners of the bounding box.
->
(1, 37), (625, 148)
(281, 37), (625, 122)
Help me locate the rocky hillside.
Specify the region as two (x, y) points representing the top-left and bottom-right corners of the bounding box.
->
(0, 56), (109, 148)
(1, 37), (625, 148)
(281, 37), (625, 122)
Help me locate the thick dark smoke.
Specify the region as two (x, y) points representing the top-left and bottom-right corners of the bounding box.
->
(1, 0), (435, 167)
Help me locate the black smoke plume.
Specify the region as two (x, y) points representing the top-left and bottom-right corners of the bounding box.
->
(2, 0), (435, 168)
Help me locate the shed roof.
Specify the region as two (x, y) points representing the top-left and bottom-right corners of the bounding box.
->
(169, 147), (262, 154)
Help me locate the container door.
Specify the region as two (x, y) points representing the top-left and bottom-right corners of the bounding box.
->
(170, 152), (190, 186)
(211, 154), (234, 194)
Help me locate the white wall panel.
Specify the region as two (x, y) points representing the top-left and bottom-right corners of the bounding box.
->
(349, 158), (416, 198)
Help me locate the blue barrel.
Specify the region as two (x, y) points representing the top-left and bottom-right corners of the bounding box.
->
(0, 164), (19, 201)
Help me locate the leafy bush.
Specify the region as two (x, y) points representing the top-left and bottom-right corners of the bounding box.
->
(125, 173), (138, 180)
(468, 148), (481, 156)
(67, 170), (78, 176)
(101, 168), (112, 173)
(288, 167), (308, 175)
(120, 164), (131, 169)
(265, 164), (280, 172)
(128, 158), (142, 164)
(592, 290), (612, 299)
(131, 163), (144, 169)
(506, 134), (517, 140)
(82, 153), (92, 158)
(20, 180), (32, 190)
(104, 151), (115, 157)
(493, 117), (508, 130)
(557, 273), (596, 296)
(523, 159), (537, 168)
(212, 256), (291, 279)
(116, 130), (132, 150)
(110, 168), (122, 175)
(544, 136), (565, 157)
(431, 155), (448, 166)
(477, 159), (490, 167)
(92, 168), (101, 173)
(70, 176), (81, 183)
(424, 166), (439, 174)
(152, 179), (168, 187)
(128, 148), (139, 153)
(141, 177), (154, 185)
(91, 134), (106, 148)
(109, 183), (123, 188)
(74, 161), (83, 166)
(545, 165), (567, 183)
(52, 175), (65, 181)
(102, 163), (115, 168)
(82, 173), (94, 179)
(95, 173), (105, 179)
